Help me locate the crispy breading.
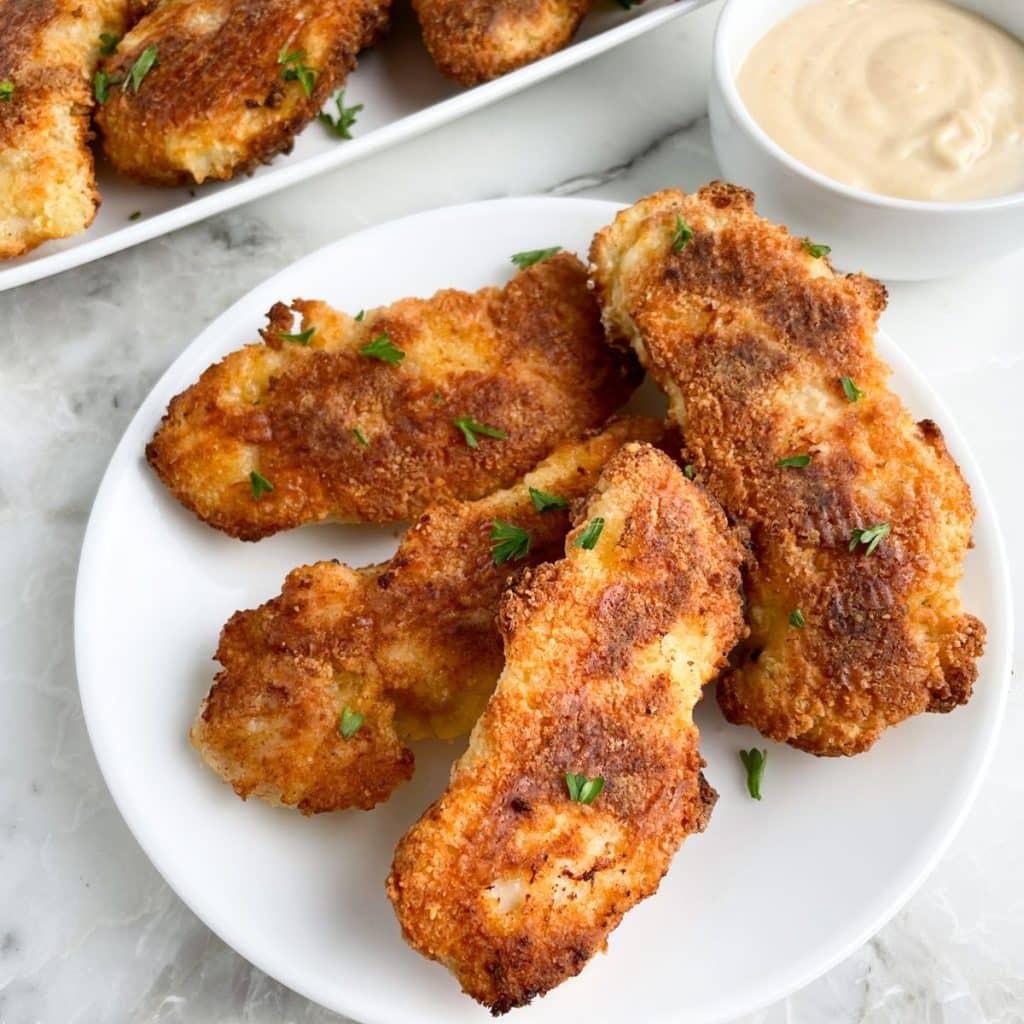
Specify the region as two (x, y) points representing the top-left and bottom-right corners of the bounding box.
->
(590, 182), (986, 756)
(413, 0), (590, 85)
(94, 0), (391, 185)
(387, 443), (746, 1013)
(191, 418), (663, 813)
(0, 0), (129, 259)
(147, 253), (640, 540)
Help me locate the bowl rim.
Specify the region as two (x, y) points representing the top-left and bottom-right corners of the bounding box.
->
(713, 0), (1024, 213)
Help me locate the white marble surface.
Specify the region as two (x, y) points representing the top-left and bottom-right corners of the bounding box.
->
(1, 3), (1022, 1021)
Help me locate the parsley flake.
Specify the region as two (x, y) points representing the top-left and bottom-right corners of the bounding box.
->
(352, 427), (369, 448)
(94, 70), (121, 103)
(338, 706), (364, 739)
(777, 453), (812, 468)
(453, 417), (507, 448)
(574, 517), (605, 550)
(354, 309), (365, 321)
(841, 376), (865, 402)
(671, 214), (693, 253)
(278, 326), (315, 346)
(529, 487), (568, 513)
(360, 333), (404, 364)
(128, 211), (141, 221)
(740, 748), (767, 800)
(319, 88), (362, 139)
(491, 520), (532, 565)
(278, 47), (318, 97)
(565, 772), (605, 805)
(510, 246), (562, 270)
(249, 470), (273, 500)
(0, 80), (14, 101)
(123, 45), (158, 93)
(683, 464), (696, 480)
(99, 32), (121, 57)
(789, 608), (805, 628)
(802, 238), (832, 259)
(849, 522), (891, 556)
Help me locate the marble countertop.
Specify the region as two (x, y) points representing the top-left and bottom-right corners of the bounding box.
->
(1, 3), (1021, 1021)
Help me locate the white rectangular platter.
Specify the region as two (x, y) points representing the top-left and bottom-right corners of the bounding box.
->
(0, 0), (707, 293)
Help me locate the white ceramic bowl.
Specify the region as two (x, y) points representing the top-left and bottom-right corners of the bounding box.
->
(709, 0), (1024, 280)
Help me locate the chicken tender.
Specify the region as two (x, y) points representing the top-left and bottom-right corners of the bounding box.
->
(413, 0), (590, 85)
(147, 252), (640, 540)
(94, 0), (391, 185)
(590, 182), (986, 756)
(0, 0), (129, 258)
(387, 443), (746, 1013)
(191, 418), (663, 814)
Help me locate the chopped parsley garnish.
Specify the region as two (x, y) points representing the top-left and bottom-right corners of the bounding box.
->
(94, 70), (121, 103)
(510, 246), (562, 270)
(565, 772), (605, 805)
(128, 211), (141, 221)
(683, 464), (696, 480)
(278, 47), (318, 97)
(354, 309), (365, 321)
(319, 88), (362, 139)
(490, 520), (532, 565)
(338, 706), (364, 739)
(777, 453), (812, 468)
(432, 392), (442, 404)
(529, 487), (568, 513)
(574, 516), (605, 550)
(352, 427), (369, 448)
(99, 32), (121, 57)
(849, 522), (891, 556)
(789, 608), (805, 628)
(0, 80), (14, 101)
(671, 214), (693, 253)
(360, 332), (404, 364)
(841, 376), (865, 402)
(123, 45), (158, 93)
(453, 416), (507, 448)
(802, 238), (832, 259)
(278, 326), (315, 345)
(249, 470), (273, 500)
(740, 748), (767, 800)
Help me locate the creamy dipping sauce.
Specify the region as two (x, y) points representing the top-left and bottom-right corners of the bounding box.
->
(738, 0), (1024, 201)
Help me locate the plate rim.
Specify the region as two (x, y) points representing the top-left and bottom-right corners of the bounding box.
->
(0, 1), (707, 294)
(74, 195), (1014, 1024)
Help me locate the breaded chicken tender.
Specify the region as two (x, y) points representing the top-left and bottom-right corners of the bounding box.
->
(387, 443), (746, 1013)
(0, 0), (129, 258)
(94, 0), (391, 185)
(413, 0), (590, 85)
(147, 253), (640, 540)
(191, 418), (663, 814)
(590, 182), (986, 756)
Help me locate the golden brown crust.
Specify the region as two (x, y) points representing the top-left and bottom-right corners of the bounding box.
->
(190, 418), (664, 814)
(95, 0), (391, 185)
(0, 0), (129, 258)
(147, 253), (641, 539)
(589, 182), (986, 756)
(413, 0), (590, 85)
(387, 443), (746, 1013)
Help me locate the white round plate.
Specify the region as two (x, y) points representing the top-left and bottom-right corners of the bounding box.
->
(75, 198), (1012, 1024)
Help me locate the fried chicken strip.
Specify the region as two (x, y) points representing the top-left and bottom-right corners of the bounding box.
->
(191, 418), (663, 813)
(413, 0), (590, 85)
(590, 182), (986, 756)
(0, 0), (129, 258)
(94, 0), (391, 185)
(387, 442), (745, 1013)
(147, 252), (639, 540)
